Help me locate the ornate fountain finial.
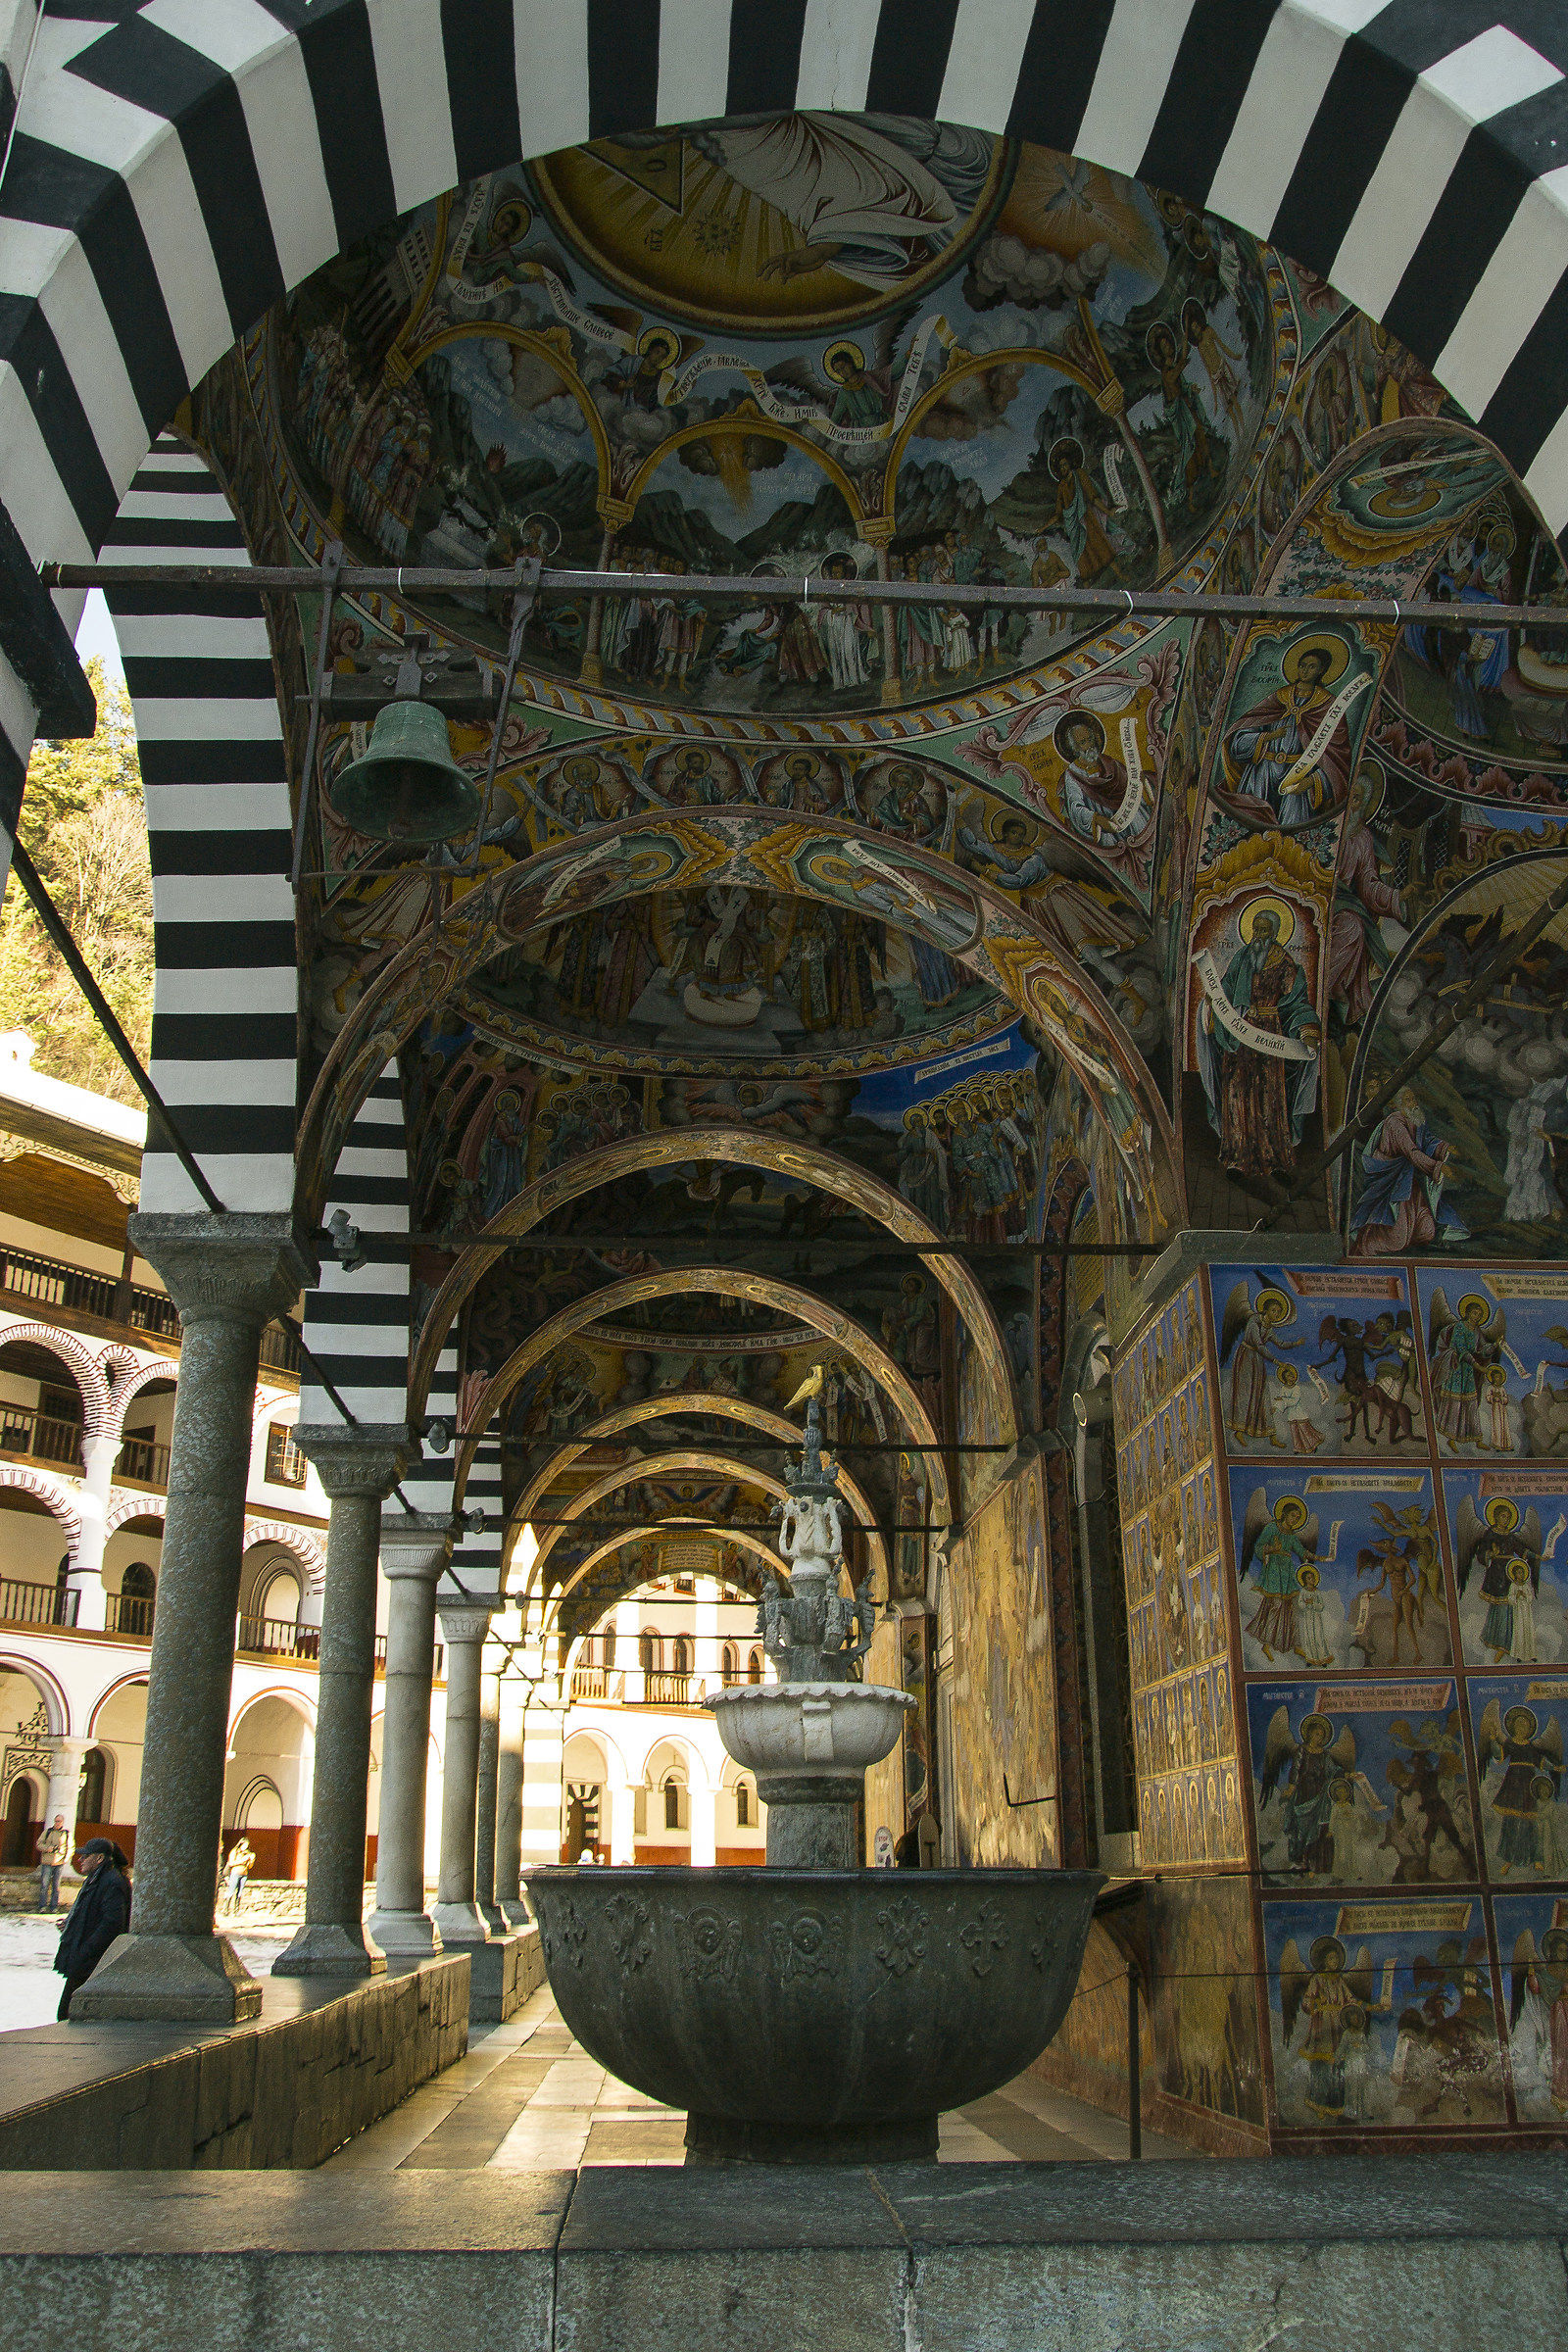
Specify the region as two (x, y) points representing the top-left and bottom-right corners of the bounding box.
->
(757, 1393), (872, 1683)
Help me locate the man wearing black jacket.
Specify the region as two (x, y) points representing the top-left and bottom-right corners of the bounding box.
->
(53, 1838), (130, 2019)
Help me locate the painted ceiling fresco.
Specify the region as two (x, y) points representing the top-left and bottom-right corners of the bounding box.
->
(262, 127), (1275, 725)
(183, 111), (1568, 1624)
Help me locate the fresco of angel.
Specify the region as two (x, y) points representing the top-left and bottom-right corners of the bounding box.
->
(1259, 1706), (1356, 1879)
(1508, 1922), (1568, 2117)
(1218, 1277), (1298, 1447)
(1477, 1698), (1564, 1877)
(1240, 1490), (1317, 1663)
(1426, 1287), (1506, 1450)
(1455, 1494), (1544, 1664)
(1278, 1933), (1378, 2123)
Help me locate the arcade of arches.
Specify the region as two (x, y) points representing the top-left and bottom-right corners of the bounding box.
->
(24, 101), (1568, 2157)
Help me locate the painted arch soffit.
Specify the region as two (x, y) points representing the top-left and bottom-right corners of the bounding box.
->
(536, 1528), (787, 1642)
(524, 1449), (789, 1586)
(408, 1120), (1017, 1441)
(300, 808), (1178, 1236)
(453, 1266), (951, 1525)
(512, 1393), (887, 1550)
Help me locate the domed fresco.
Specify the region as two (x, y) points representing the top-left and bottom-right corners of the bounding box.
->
(263, 125), (1278, 726)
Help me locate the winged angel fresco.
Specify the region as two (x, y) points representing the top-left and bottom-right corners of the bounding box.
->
(1426, 1287), (1506, 1450)
(1277, 1934), (1378, 2124)
(1477, 1698), (1564, 1876)
(1259, 1706), (1370, 1879)
(1454, 1494), (1544, 1662)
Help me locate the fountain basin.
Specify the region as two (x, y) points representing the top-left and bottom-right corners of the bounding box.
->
(524, 1865), (1102, 2162)
(709, 1680), (914, 1781)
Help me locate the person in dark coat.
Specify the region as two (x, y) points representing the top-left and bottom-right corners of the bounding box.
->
(53, 1837), (130, 2019)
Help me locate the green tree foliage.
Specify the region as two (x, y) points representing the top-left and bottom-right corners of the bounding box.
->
(0, 659), (153, 1103)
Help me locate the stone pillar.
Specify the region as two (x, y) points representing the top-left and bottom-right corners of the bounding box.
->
(495, 1683), (526, 1924)
(44, 1738), (88, 1839)
(474, 1644), (503, 1931)
(69, 1434), (118, 1631)
(690, 1779), (717, 1869)
(518, 1687), (566, 1873)
(273, 1427), (409, 1979)
(609, 1781), (637, 1866)
(73, 1213), (316, 2023)
(433, 1603), (491, 1945)
(368, 1512), (454, 1958)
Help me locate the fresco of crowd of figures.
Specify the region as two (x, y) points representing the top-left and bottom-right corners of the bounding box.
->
(1116, 1258), (1568, 2141)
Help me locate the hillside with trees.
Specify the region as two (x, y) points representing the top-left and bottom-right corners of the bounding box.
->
(0, 659), (153, 1104)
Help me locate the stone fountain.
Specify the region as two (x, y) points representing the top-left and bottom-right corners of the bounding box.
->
(525, 1400), (1102, 2162)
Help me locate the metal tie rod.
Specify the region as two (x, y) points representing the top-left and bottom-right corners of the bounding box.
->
(37, 560), (1568, 632)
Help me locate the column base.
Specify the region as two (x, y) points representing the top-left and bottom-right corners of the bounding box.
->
(432, 1900), (490, 1946)
(69, 1932), (262, 2024)
(270, 1921), (386, 1979)
(479, 1901), (507, 1934)
(500, 1896), (533, 1930)
(368, 1907), (442, 1958)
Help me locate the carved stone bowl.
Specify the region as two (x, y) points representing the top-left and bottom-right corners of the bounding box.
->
(523, 1865), (1102, 2162)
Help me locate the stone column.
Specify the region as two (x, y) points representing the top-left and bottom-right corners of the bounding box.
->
(495, 1683), (526, 1924)
(474, 1644), (503, 1931)
(609, 1781), (637, 1866)
(368, 1512), (454, 1957)
(690, 1779), (717, 1869)
(68, 1434), (118, 1632)
(518, 1683), (566, 1873)
(44, 1738), (88, 1840)
(74, 1213), (315, 2023)
(433, 1604), (492, 1944)
(273, 1426), (409, 1979)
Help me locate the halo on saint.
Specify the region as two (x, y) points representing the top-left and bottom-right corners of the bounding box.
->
(822, 339), (865, 379)
(1238, 896), (1297, 947)
(1457, 1293), (1492, 1321)
(1275, 1494), (1308, 1529)
(1485, 1496), (1520, 1533)
(639, 323), (681, 367)
(1281, 631), (1351, 687)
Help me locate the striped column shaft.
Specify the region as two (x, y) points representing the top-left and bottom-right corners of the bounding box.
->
(446, 1435), (503, 1605)
(301, 1064), (411, 1429)
(102, 438), (296, 1214)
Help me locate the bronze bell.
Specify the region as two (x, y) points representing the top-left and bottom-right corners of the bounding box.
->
(327, 699), (483, 844)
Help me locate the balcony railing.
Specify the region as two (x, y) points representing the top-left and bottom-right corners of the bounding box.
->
(0, 1243), (179, 1338)
(0, 1405), (84, 1471)
(0, 1575), (78, 1628)
(236, 1613), (322, 1663)
(570, 1665), (629, 1701)
(105, 1591), (156, 1638)
(0, 1241), (299, 1374)
(114, 1434), (171, 1488)
(641, 1671), (696, 1707)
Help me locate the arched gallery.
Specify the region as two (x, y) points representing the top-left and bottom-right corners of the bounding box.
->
(1, 0), (1566, 2231)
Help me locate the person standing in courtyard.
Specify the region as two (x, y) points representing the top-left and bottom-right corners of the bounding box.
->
(35, 1813), (69, 1913)
(52, 1837), (130, 2019)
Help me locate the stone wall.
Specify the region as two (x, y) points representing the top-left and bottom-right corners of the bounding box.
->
(0, 1955), (469, 2170)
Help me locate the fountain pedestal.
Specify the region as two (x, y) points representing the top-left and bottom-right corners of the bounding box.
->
(524, 1398), (1102, 2162)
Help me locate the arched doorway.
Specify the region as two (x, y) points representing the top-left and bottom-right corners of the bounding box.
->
(1, 1772), (37, 1867)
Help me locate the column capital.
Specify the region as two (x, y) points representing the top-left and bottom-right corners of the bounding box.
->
(125, 1212), (318, 1324)
(295, 1422), (412, 1499)
(438, 1603), (494, 1645)
(379, 1510), (457, 1582)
